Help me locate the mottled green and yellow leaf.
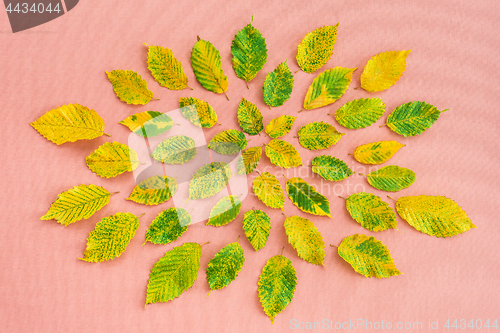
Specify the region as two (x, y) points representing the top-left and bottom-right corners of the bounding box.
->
(127, 175), (177, 206)
(334, 98), (385, 129)
(297, 122), (344, 150)
(296, 24), (338, 73)
(242, 209), (271, 251)
(386, 101), (446, 137)
(353, 140), (405, 165)
(106, 69), (155, 105)
(119, 111), (173, 137)
(286, 177), (331, 218)
(189, 162), (232, 200)
(265, 139), (302, 168)
(284, 216), (325, 265)
(206, 195), (241, 227)
(263, 60), (294, 107)
(303, 67), (356, 110)
(345, 192), (397, 231)
(85, 141), (140, 178)
(191, 37), (228, 97)
(311, 155), (352, 181)
(145, 208), (191, 245)
(152, 135), (197, 164)
(206, 242), (245, 293)
(237, 97), (263, 135)
(146, 44), (190, 90)
(253, 172), (285, 209)
(265, 115), (296, 139)
(208, 129), (248, 155)
(237, 146), (262, 174)
(179, 97), (218, 128)
(366, 165), (416, 192)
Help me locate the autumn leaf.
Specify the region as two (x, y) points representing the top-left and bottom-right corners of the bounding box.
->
(265, 115), (296, 139)
(237, 97), (264, 135)
(353, 140), (405, 165)
(360, 50), (411, 92)
(237, 146), (262, 174)
(311, 155), (353, 181)
(152, 135), (197, 164)
(263, 60), (294, 107)
(206, 242), (245, 293)
(208, 129), (248, 155)
(106, 69), (155, 105)
(146, 44), (191, 90)
(119, 111), (173, 137)
(284, 215), (325, 265)
(333, 98), (386, 129)
(297, 121), (344, 150)
(179, 97), (218, 128)
(144, 207), (191, 245)
(345, 192), (397, 231)
(286, 177), (331, 217)
(296, 24), (338, 73)
(189, 162), (232, 200)
(85, 141), (140, 178)
(385, 101), (447, 137)
(252, 172), (285, 209)
(365, 165), (416, 192)
(242, 209), (271, 251)
(265, 139), (302, 168)
(126, 175), (178, 206)
(206, 195), (241, 227)
(303, 67), (356, 110)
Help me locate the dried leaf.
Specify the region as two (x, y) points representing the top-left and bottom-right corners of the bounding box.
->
(263, 60), (294, 107)
(237, 97), (264, 135)
(265, 115), (296, 139)
(303, 67), (356, 110)
(189, 162), (232, 200)
(366, 165), (416, 192)
(206, 242), (245, 292)
(237, 146), (262, 174)
(334, 97), (386, 129)
(296, 24), (338, 73)
(252, 172), (285, 209)
(386, 101), (446, 137)
(152, 135), (197, 164)
(145, 207), (191, 245)
(206, 195), (241, 227)
(360, 50), (411, 92)
(119, 111), (173, 137)
(284, 215), (325, 265)
(297, 121), (344, 150)
(353, 140), (405, 165)
(106, 69), (155, 105)
(286, 177), (331, 218)
(191, 37), (228, 97)
(85, 141), (140, 178)
(311, 155), (352, 181)
(146, 44), (190, 90)
(179, 97), (218, 128)
(208, 129), (248, 155)
(242, 209), (271, 251)
(126, 175), (178, 206)
(345, 192), (397, 231)
(265, 139), (302, 168)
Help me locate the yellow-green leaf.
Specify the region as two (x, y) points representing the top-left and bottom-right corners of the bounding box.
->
(106, 69), (155, 105)
(337, 234), (402, 278)
(206, 195), (241, 227)
(265, 139), (302, 168)
(345, 192), (397, 231)
(237, 97), (263, 135)
(303, 67), (356, 110)
(263, 60), (294, 107)
(152, 135), (197, 164)
(366, 165), (416, 192)
(86, 141), (140, 178)
(206, 242), (245, 292)
(126, 175), (178, 206)
(242, 209), (271, 251)
(265, 115), (296, 139)
(252, 172), (285, 209)
(386, 101), (446, 137)
(296, 24), (338, 73)
(258, 255), (296, 324)
(41, 184), (111, 226)
(237, 146), (262, 174)
(81, 212), (139, 262)
(31, 104), (106, 145)
(208, 129), (248, 155)
(334, 98), (386, 129)
(119, 111), (173, 137)
(353, 140), (405, 165)
(179, 97), (218, 128)
(145, 207), (191, 245)
(146, 242), (201, 305)
(189, 162), (232, 200)
(311, 155), (353, 181)
(396, 195), (476, 238)
(284, 215), (325, 265)
(146, 44), (190, 90)
(360, 50), (411, 92)
(297, 121), (344, 150)
(286, 177), (331, 218)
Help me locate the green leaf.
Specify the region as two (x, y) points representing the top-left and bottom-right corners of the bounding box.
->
(146, 242), (201, 305)
(179, 97), (218, 128)
(296, 24), (338, 73)
(231, 17), (268, 87)
(237, 146), (262, 174)
(311, 155), (353, 181)
(334, 98), (386, 129)
(286, 177), (331, 217)
(191, 37), (229, 98)
(206, 242), (245, 292)
(41, 184), (111, 226)
(396, 195), (476, 238)
(353, 140), (405, 165)
(360, 50), (411, 92)
(265, 115), (296, 139)
(338, 234), (402, 278)
(146, 44), (190, 90)
(127, 175), (178, 206)
(206, 195), (241, 227)
(386, 101), (446, 137)
(345, 192), (397, 231)
(119, 111), (173, 137)
(145, 207), (191, 245)
(284, 216), (325, 265)
(152, 135), (197, 164)
(106, 70), (155, 105)
(81, 212), (139, 262)
(85, 141), (140, 178)
(252, 172), (285, 209)
(303, 67), (356, 110)
(297, 121), (344, 150)
(265, 139), (302, 168)
(208, 129), (248, 155)
(263, 60), (294, 107)
(242, 209), (271, 251)
(189, 162), (232, 200)
(237, 97), (263, 135)
(366, 165), (416, 192)
(30, 104), (106, 145)
(258, 255), (296, 324)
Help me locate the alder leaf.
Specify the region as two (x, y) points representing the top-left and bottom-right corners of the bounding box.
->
(119, 111), (173, 137)
(31, 104), (106, 145)
(146, 242), (201, 305)
(334, 98), (386, 129)
(86, 141), (140, 178)
(41, 184), (111, 226)
(311, 155), (353, 181)
(265, 115), (296, 139)
(145, 207), (191, 245)
(206, 242), (245, 293)
(208, 129), (248, 155)
(206, 195), (242, 227)
(265, 139), (302, 168)
(81, 212), (139, 262)
(179, 97), (218, 128)
(237, 146), (262, 174)
(337, 234), (402, 278)
(360, 50), (411, 92)
(126, 175), (178, 206)
(286, 177), (331, 217)
(189, 162), (232, 200)
(242, 209), (271, 251)
(386, 101), (446, 137)
(345, 192), (397, 231)
(284, 215), (325, 265)
(152, 135), (197, 164)
(191, 37), (229, 98)
(231, 17), (268, 87)
(296, 24), (338, 73)
(258, 255), (296, 324)
(297, 121), (344, 150)
(237, 97), (263, 135)
(106, 70), (155, 105)
(252, 172), (285, 209)
(353, 140), (405, 165)
(396, 195), (476, 237)
(366, 165), (416, 192)
(146, 44), (190, 90)
(263, 60), (294, 107)
(303, 67), (356, 110)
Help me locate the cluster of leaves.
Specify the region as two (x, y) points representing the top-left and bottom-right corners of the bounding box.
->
(32, 18), (475, 325)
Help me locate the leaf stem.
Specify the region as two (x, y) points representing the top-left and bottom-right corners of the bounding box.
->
(103, 132), (112, 137)
(246, 81), (249, 89)
(281, 246), (285, 256)
(200, 241), (210, 246)
(338, 196), (346, 200)
(187, 85), (194, 90)
(207, 290), (212, 297)
(379, 123), (388, 127)
(223, 91), (230, 100)
(138, 213), (145, 218)
(298, 109), (305, 113)
(358, 173), (366, 176)
(330, 244), (339, 248)
(111, 191), (120, 195)
(387, 195), (397, 202)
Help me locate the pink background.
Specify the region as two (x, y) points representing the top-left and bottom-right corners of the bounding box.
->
(1, 0), (499, 332)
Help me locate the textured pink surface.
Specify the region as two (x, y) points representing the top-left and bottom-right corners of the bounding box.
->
(1, 0), (499, 332)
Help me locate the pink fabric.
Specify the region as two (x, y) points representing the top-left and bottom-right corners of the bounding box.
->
(1, 0), (499, 331)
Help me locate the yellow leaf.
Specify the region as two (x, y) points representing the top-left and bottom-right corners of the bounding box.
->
(265, 139), (302, 168)
(126, 175), (178, 206)
(146, 44), (191, 90)
(119, 111), (173, 137)
(353, 140), (405, 165)
(284, 215), (325, 265)
(86, 141), (140, 178)
(303, 67), (356, 110)
(360, 50), (411, 92)
(106, 69), (156, 105)
(252, 172), (284, 209)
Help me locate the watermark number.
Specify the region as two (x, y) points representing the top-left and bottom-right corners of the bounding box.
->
(5, 3), (61, 14)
